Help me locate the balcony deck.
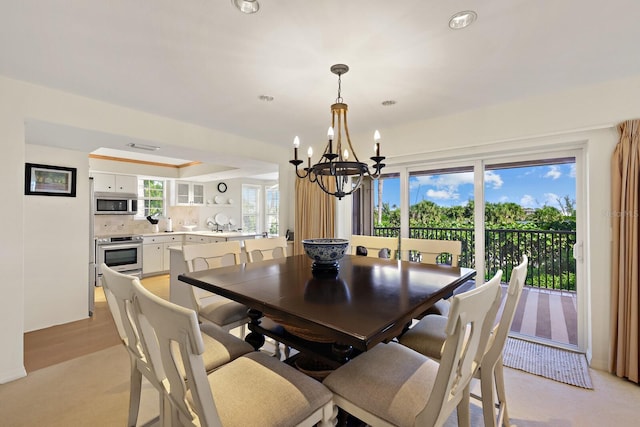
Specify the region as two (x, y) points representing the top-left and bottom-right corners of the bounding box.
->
(506, 285), (577, 347)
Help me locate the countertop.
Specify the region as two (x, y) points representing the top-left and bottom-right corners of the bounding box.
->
(141, 231), (263, 238)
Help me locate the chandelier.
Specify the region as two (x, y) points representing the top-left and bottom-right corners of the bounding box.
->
(289, 64), (385, 199)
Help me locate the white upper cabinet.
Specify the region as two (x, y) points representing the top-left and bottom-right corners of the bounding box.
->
(172, 181), (205, 206)
(93, 173), (138, 193)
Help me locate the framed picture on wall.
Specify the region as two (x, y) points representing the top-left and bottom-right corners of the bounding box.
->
(24, 163), (77, 197)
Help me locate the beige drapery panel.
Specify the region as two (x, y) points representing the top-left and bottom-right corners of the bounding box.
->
(293, 178), (336, 255)
(610, 119), (640, 383)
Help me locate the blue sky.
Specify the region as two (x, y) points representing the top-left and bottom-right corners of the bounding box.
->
(375, 163), (576, 210)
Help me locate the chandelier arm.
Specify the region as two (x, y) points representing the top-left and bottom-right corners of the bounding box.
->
(342, 108), (361, 163)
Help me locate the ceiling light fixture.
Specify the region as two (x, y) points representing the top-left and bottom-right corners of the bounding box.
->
(449, 10), (477, 29)
(290, 64), (385, 200)
(127, 143), (160, 151)
(232, 0), (259, 14)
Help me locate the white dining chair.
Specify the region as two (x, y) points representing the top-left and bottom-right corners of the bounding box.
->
(100, 264), (253, 427)
(401, 237), (464, 317)
(243, 236), (290, 358)
(399, 256), (528, 427)
(349, 234), (398, 259)
(181, 241), (250, 337)
(243, 236), (288, 262)
(323, 270), (503, 427)
(132, 279), (337, 427)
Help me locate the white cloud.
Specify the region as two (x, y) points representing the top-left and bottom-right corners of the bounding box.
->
(569, 164), (576, 178)
(499, 196), (509, 202)
(545, 165), (562, 180)
(520, 194), (537, 208)
(544, 192), (560, 207)
(484, 171), (503, 189)
(426, 189), (459, 200)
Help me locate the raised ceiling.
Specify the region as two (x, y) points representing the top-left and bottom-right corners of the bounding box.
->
(3, 1), (640, 174)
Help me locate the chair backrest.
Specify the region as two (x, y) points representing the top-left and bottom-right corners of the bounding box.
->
(417, 270), (503, 425)
(182, 241), (242, 273)
(244, 236), (288, 262)
(484, 255), (528, 366)
(400, 237), (462, 267)
(132, 279), (222, 427)
(100, 263), (144, 359)
(349, 235), (398, 259)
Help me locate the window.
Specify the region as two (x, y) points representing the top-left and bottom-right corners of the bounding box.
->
(138, 179), (165, 217)
(242, 184), (260, 233)
(265, 185), (279, 235)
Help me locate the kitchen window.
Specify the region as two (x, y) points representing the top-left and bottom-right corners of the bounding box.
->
(138, 179), (165, 217)
(265, 185), (279, 235)
(242, 184), (261, 233)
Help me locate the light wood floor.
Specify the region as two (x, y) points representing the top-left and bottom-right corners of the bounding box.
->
(23, 275), (169, 373)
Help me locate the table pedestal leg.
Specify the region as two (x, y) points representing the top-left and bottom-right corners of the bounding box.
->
(331, 343), (353, 364)
(245, 309), (265, 351)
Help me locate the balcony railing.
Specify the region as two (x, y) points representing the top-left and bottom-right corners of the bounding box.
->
(373, 226), (577, 292)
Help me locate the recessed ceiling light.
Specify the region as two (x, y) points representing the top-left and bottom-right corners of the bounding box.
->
(381, 100), (397, 106)
(449, 10), (477, 29)
(258, 95), (274, 102)
(232, 0), (259, 14)
(127, 143), (160, 151)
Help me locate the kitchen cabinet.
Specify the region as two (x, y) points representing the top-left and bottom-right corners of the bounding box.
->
(184, 234), (226, 244)
(93, 173), (138, 193)
(143, 234), (183, 275)
(172, 181), (205, 206)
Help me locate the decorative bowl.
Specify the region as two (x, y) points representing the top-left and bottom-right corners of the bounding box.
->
(302, 238), (349, 272)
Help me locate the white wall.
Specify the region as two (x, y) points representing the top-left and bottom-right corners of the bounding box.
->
(348, 75), (640, 370)
(3, 71), (640, 382)
(0, 75), (289, 383)
(24, 145), (90, 332)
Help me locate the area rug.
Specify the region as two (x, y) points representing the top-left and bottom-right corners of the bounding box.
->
(503, 337), (593, 389)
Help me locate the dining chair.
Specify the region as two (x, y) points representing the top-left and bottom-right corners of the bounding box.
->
(100, 264), (253, 427)
(243, 236), (290, 358)
(349, 234), (398, 259)
(323, 270), (503, 427)
(399, 256), (528, 427)
(131, 280), (337, 427)
(181, 241), (250, 337)
(400, 237), (464, 317)
(243, 236), (288, 262)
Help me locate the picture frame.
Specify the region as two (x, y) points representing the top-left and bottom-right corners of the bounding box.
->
(24, 163), (77, 197)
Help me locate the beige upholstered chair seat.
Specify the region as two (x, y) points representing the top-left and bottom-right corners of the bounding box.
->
(199, 323), (253, 371)
(188, 351), (334, 426)
(197, 296), (248, 326)
(398, 314), (449, 358)
(324, 342), (438, 427)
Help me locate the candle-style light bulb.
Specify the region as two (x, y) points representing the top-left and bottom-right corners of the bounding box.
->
(307, 147), (313, 168)
(293, 136), (300, 160)
(327, 127), (334, 154)
(344, 149), (349, 160)
(374, 130), (381, 157)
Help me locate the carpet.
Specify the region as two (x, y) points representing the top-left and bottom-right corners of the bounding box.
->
(503, 337), (593, 389)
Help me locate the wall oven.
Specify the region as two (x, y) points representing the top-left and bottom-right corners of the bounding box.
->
(96, 235), (143, 283)
(94, 192), (138, 215)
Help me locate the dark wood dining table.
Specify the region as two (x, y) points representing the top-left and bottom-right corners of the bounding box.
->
(178, 254), (476, 367)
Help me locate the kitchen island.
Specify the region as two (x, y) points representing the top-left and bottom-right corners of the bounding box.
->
(142, 231), (262, 277)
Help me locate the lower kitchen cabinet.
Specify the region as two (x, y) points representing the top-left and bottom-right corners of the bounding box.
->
(143, 234), (183, 275)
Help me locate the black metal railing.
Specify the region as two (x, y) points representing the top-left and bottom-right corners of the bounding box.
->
(373, 226), (577, 291)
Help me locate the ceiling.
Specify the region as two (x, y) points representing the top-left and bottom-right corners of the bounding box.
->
(3, 1), (640, 179)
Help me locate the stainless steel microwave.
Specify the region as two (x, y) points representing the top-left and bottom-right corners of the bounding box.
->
(94, 192), (138, 215)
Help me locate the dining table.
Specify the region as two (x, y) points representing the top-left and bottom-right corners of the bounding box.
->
(178, 254), (476, 368)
